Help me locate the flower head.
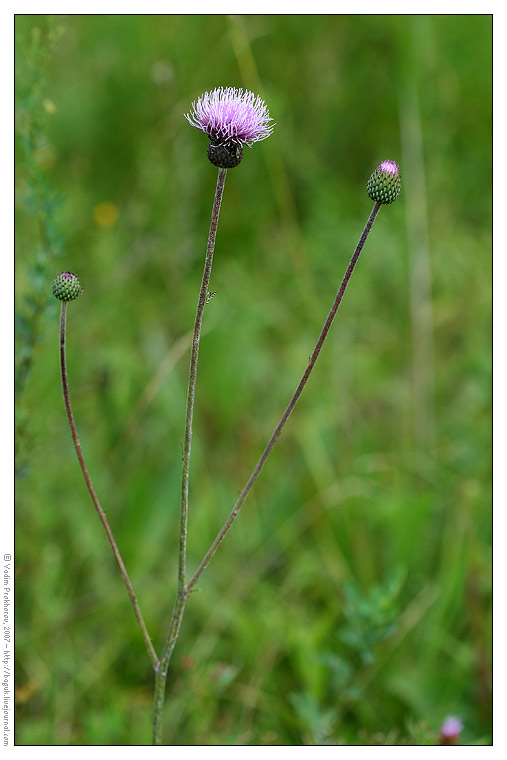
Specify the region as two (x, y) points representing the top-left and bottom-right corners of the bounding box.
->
(439, 716), (463, 745)
(185, 87), (274, 166)
(366, 159), (401, 204)
(52, 272), (82, 302)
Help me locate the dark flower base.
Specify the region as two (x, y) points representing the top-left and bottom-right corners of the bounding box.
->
(207, 141), (244, 168)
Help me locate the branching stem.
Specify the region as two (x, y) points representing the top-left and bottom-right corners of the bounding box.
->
(152, 199), (381, 743)
(186, 201), (382, 592)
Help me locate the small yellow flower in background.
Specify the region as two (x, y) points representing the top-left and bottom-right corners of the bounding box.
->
(93, 202), (119, 228)
(15, 678), (41, 704)
(43, 99), (57, 114)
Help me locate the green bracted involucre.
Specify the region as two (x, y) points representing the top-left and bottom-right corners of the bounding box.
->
(366, 160), (402, 205)
(207, 141), (244, 168)
(52, 272), (82, 302)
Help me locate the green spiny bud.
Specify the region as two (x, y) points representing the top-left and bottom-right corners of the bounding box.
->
(52, 272), (82, 301)
(366, 160), (401, 204)
(207, 141), (244, 168)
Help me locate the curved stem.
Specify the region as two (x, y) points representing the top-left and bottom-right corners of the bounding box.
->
(186, 201), (382, 593)
(59, 301), (159, 670)
(152, 167), (228, 745)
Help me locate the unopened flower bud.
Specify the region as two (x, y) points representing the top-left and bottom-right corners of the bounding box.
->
(367, 160), (401, 204)
(52, 272), (82, 301)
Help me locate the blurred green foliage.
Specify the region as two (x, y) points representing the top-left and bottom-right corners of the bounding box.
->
(15, 14), (491, 746)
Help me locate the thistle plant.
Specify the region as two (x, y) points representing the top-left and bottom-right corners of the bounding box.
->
(54, 86), (401, 745)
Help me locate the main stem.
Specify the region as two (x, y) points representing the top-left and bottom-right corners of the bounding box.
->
(59, 301), (159, 669)
(152, 167), (227, 745)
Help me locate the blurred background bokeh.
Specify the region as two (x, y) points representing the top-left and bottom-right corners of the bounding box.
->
(15, 14), (492, 745)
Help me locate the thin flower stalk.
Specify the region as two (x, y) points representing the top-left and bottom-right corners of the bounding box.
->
(186, 200), (383, 593)
(58, 298), (159, 669)
(178, 167), (227, 594)
(184, 159), (401, 589)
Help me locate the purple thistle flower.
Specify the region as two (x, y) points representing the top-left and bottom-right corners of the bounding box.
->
(185, 87), (274, 148)
(379, 159), (400, 175)
(439, 716), (463, 745)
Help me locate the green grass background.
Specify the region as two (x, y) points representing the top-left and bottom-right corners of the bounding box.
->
(15, 14), (492, 746)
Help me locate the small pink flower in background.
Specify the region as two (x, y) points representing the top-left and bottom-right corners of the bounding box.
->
(439, 716), (463, 745)
(185, 87), (274, 147)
